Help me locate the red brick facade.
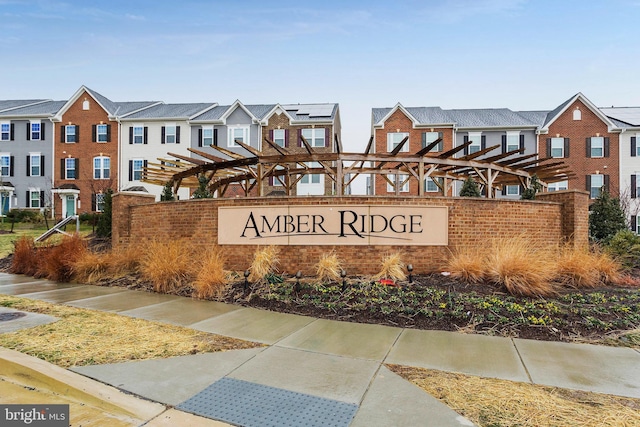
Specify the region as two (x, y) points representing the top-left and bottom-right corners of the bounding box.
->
(373, 109), (454, 196)
(540, 99), (619, 197)
(54, 90), (118, 217)
(112, 191), (588, 275)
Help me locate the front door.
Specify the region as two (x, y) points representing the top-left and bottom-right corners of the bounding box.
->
(65, 195), (75, 217)
(0, 193), (9, 215)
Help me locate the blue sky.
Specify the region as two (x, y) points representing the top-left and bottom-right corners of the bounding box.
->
(1, 0), (640, 152)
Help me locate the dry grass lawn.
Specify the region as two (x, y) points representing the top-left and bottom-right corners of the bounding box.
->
(0, 295), (262, 368)
(388, 365), (640, 427)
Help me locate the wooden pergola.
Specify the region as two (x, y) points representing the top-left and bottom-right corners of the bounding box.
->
(142, 136), (573, 198)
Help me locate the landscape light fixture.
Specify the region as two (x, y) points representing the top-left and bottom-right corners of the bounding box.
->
(295, 270), (302, 293)
(407, 264), (414, 283)
(341, 269), (347, 291)
(244, 270), (250, 291)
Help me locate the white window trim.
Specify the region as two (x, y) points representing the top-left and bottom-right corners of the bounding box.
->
(29, 152), (41, 177)
(0, 153), (10, 177)
(302, 128), (325, 148)
(468, 132), (482, 154)
(506, 131), (520, 152)
(573, 108), (581, 120)
(65, 125), (76, 143)
(202, 126), (214, 146)
(387, 132), (409, 152)
(132, 158), (144, 182)
(30, 121), (41, 140)
(590, 136), (604, 158)
(387, 174), (409, 193)
(165, 123), (177, 144)
(28, 188), (41, 208)
(97, 124), (108, 143)
(551, 137), (564, 158)
(228, 126), (249, 148)
(590, 174), (604, 199)
(548, 180), (568, 192)
(273, 129), (286, 147)
(425, 177), (439, 193)
(93, 156), (110, 180)
(133, 125), (144, 144)
(95, 193), (105, 212)
(65, 158), (76, 180)
(505, 185), (520, 196)
(0, 122), (10, 141)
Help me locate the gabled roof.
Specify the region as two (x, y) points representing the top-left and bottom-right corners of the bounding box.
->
(372, 103), (422, 127)
(0, 100), (66, 118)
(600, 107), (640, 128)
(515, 110), (549, 127)
(54, 86), (159, 121)
(281, 103), (338, 121)
(245, 104), (278, 120)
(120, 103), (216, 120)
(540, 92), (617, 131)
(0, 100), (50, 113)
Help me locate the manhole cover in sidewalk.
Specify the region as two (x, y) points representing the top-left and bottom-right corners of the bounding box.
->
(177, 377), (358, 427)
(0, 312), (27, 322)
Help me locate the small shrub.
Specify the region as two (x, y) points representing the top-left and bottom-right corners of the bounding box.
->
(447, 248), (485, 283)
(484, 236), (556, 297)
(459, 176), (481, 197)
(7, 209), (42, 224)
(248, 246), (280, 283)
(316, 251), (343, 283)
(11, 236), (37, 275)
(139, 239), (195, 293)
(193, 246), (227, 299)
(96, 189), (113, 238)
(605, 229), (640, 270)
(589, 190), (626, 243)
(39, 234), (88, 282)
(374, 252), (407, 282)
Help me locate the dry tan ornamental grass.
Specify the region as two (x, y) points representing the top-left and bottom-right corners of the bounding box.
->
(388, 365), (640, 427)
(249, 246), (280, 282)
(139, 239), (196, 293)
(374, 252), (407, 282)
(316, 251), (343, 283)
(193, 246), (228, 299)
(0, 296), (261, 368)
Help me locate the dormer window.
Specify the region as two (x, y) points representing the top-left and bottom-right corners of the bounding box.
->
(573, 108), (581, 120)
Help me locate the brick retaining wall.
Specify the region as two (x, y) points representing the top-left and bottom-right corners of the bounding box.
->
(112, 191), (588, 275)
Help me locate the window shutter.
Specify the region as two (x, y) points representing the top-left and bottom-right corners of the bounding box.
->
(198, 129), (203, 147)
(92, 194), (96, 211)
(92, 125), (96, 142)
(564, 138), (570, 158)
(438, 132), (443, 151)
(269, 176), (273, 186)
(26, 123), (30, 140)
(143, 160), (148, 171)
(422, 132), (427, 149)
(285, 129), (290, 148)
(74, 125), (79, 142)
(60, 125), (65, 143)
(325, 128), (330, 147)
(463, 135), (469, 156)
(40, 191), (44, 208)
(501, 186), (506, 196)
(26, 156), (30, 176)
(41, 155), (45, 175)
(129, 127), (133, 144)
(213, 128), (218, 146)
(10, 123), (14, 140)
(481, 135), (486, 151)
(632, 175), (637, 199)
(40, 122), (45, 140)
(604, 174), (610, 193)
(75, 158), (79, 177)
(176, 126), (181, 144)
(128, 160), (133, 181)
(161, 126), (165, 144)
(143, 127), (148, 144)
(632, 216), (638, 232)
(586, 137), (591, 158)
(585, 175), (591, 192)
(298, 129), (302, 147)
(269, 129), (273, 144)
(107, 124), (111, 142)
(632, 137), (637, 157)
(604, 137), (610, 157)
(60, 159), (65, 179)
(9, 156), (13, 177)
(501, 135), (506, 152)
(546, 138), (551, 157)
(519, 134), (525, 152)
(25, 191), (29, 207)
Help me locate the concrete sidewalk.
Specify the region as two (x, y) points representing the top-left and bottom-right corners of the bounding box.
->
(1, 272), (639, 426)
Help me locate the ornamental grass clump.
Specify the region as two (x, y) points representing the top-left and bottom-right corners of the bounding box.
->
(447, 246), (485, 283)
(248, 246), (280, 283)
(484, 236), (556, 297)
(315, 251), (343, 283)
(139, 238), (195, 293)
(193, 246), (228, 299)
(11, 236), (38, 276)
(106, 244), (143, 277)
(374, 252), (406, 282)
(555, 245), (620, 289)
(72, 250), (111, 284)
(39, 234), (87, 282)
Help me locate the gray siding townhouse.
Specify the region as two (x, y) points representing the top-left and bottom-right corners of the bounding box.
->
(0, 99), (65, 214)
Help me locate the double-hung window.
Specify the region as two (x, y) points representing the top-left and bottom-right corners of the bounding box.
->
(301, 162), (321, 184)
(548, 180), (568, 192)
(228, 126), (248, 147)
(387, 132), (409, 152)
(302, 128), (325, 147)
(93, 156), (110, 179)
(65, 125), (76, 143)
(29, 153), (41, 176)
(132, 159), (144, 181)
(273, 129), (285, 147)
(551, 137), (565, 158)
(1, 123), (10, 141)
(590, 137), (604, 158)
(423, 132), (442, 152)
(30, 122), (41, 140)
(29, 189), (41, 208)
(133, 126), (144, 144)
(164, 125), (176, 144)
(202, 127), (214, 146)
(96, 124), (108, 142)
(506, 132), (520, 152)
(65, 158), (76, 179)
(387, 174), (409, 192)
(590, 174), (604, 199)
(505, 185), (520, 196)
(95, 193), (105, 212)
(0, 154), (10, 177)
(425, 177), (440, 192)
(467, 132), (482, 154)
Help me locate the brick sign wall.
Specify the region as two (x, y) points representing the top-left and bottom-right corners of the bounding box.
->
(112, 192), (588, 275)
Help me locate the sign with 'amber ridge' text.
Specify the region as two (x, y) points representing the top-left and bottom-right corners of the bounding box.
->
(218, 205), (448, 246)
